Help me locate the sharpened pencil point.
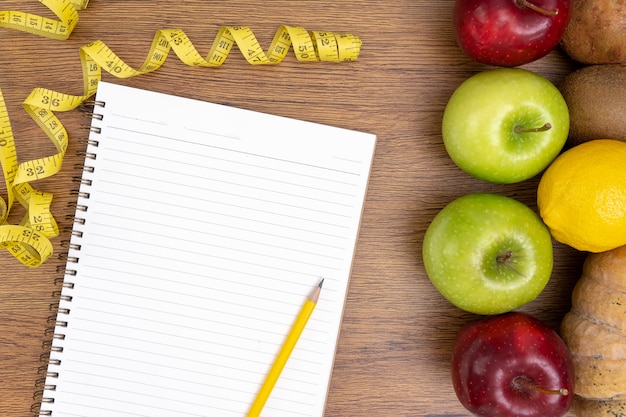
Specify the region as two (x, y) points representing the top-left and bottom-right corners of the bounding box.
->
(318, 278), (325, 288)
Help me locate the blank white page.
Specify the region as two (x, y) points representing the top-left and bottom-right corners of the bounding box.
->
(41, 81), (376, 417)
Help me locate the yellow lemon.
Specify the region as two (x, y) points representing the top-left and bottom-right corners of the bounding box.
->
(537, 139), (626, 253)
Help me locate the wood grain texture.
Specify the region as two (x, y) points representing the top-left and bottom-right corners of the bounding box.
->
(0, 1), (584, 416)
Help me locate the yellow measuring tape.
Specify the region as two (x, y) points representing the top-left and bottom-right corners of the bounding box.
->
(0, 0), (362, 267)
(0, 0), (89, 40)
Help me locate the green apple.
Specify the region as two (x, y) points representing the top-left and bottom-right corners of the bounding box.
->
(442, 68), (569, 184)
(422, 193), (553, 315)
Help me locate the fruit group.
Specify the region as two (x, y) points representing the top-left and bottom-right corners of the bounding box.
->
(453, 0), (570, 66)
(452, 312), (575, 417)
(559, 64), (626, 146)
(442, 68), (569, 184)
(422, 193), (553, 315)
(537, 139), (626, 253)
(560, 245), (626, 416)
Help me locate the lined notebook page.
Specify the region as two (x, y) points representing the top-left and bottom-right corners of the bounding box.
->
(42, 81), (376, 417)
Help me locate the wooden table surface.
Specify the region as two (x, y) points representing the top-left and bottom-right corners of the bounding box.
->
(1, 1), (585, 416)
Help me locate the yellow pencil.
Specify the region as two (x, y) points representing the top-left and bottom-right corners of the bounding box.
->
(246, 279), (324, 417)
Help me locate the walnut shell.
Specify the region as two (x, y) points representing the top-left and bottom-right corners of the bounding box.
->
(561, 245), (626, 416)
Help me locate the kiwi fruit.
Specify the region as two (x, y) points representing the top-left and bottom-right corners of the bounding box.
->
(559, 64), (626, 146)
(561, 0), (626, 64)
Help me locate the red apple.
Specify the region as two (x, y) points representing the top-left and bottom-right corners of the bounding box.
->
(451, 312), (574, 417)
(453, 0), (571, 67)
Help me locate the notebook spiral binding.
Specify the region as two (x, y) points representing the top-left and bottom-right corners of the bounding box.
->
(31, 100), (104, 417)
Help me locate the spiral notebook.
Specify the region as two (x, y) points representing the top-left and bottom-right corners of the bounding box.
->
(36, 81), (376, 417)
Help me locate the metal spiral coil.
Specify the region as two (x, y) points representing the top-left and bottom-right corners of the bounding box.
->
(30, 102), (102, 417)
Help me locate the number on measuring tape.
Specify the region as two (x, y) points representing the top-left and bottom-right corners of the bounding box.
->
(0, 0), (89, 40)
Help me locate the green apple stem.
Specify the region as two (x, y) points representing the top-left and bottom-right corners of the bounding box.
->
(496, 250), (524, 276)
(513, 376), (569, 396)
(496, 250), (513, 264)
(515, 0), (559, 16)
(514, 123), (552, 134)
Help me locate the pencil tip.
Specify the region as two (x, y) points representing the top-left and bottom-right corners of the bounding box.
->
(318, 278), (325, 288)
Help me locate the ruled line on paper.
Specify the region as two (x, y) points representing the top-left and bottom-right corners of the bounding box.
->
(50, 393), (228, 417)
(58, 366), (320, 413)
(183, 125), (242, 141)
(96, 139), (363, 211)
(91, 212), (349, 250)
(89, 225), (344, 269)
(72, 281), (337, 347)
(95, 182), (355, 223)
(85, 232), (343, 269)
(112, 112), (168, 126)
(71, 291), (329, 343)
(101, 166), (358, 207)
(107, 126), (365, 177)
(98, 160), (359, 204)
(100, 144), (362, 190)
(78, 252), (341, 307)
(82, 242), (342, 278)
(62, 344), (323, 389)
(72, 303), (328, 346)
(93, 202), (351, 241)
(52, 401), (156, 417)
(66, 329), (322, 371)
(102, 139), (361, 189)
(73, 263), (340, 312)
(61, 360), (262, 394)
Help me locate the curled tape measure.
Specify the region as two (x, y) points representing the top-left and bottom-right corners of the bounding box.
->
(0, 0), (362, 267)
(0, 0), (89, 40)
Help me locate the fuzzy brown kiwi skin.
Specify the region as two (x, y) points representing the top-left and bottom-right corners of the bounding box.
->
(558, 64), (626, 147)
(560, 0), (626, 65)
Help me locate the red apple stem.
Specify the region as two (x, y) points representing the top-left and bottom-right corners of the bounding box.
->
(513, 376), (569, 396)
(515, 0), (558, 16)
(514, 123), (552, 133)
